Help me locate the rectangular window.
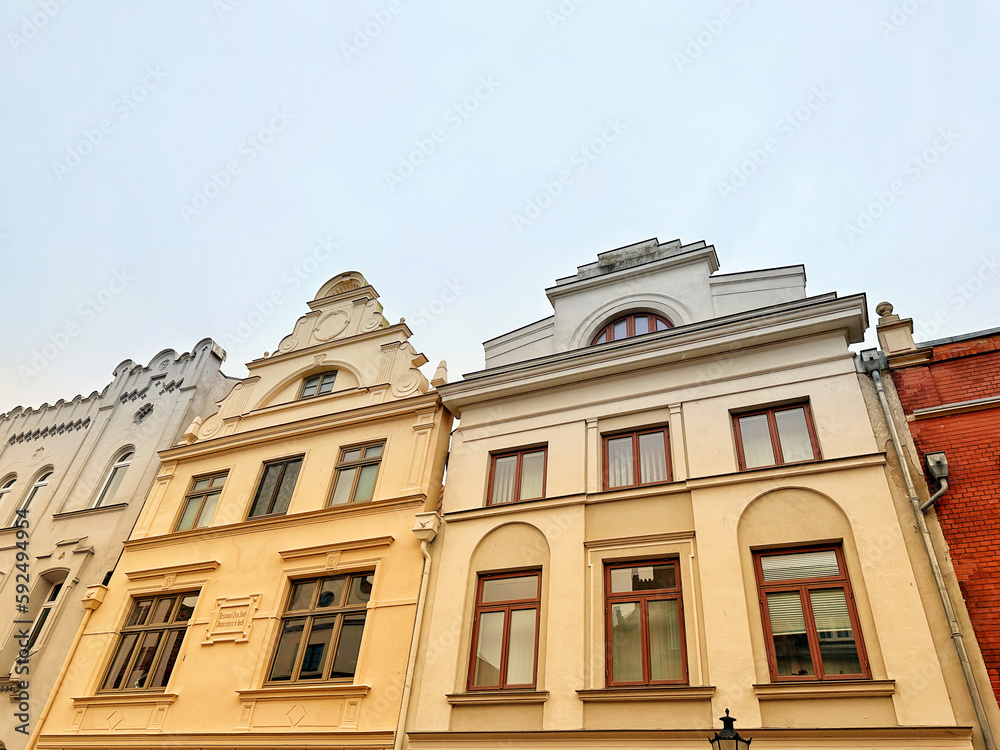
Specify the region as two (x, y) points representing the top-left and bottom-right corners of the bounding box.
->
(468, 570), (541, 690)
(266, 572), (373, 683)
(603, 428), (670, 490)
(301, 372), (337, 399)
(754, 546), (868, 681)
(100, 592), (199, 691)
(176, 472), (228, 531)
(734, 403), (820, 470)
(488, 447), (546, 505)
(248, 457), (303, 518)
(605, 560), (685, 686)
(329, 442), (384, 505)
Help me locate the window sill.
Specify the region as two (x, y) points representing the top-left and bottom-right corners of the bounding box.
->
(53, 503), (129, 521)
(446, 690), (548, 705)
(753, 679), (895, 700)
(577, 685), (715, 702)
(73, 692), (178, 706)
(238, 683), (370, 700)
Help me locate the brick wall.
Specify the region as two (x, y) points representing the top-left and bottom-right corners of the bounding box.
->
(891, 334), (1000, 702)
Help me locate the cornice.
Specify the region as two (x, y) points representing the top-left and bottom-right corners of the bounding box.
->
(158, 393), (443, 462)
(125, 560), (219, 580)
(444, 294), (867, 414)
(909, 394), (1000, 421)
(38, 730), (395, 748)
(245, 323), (414, 370)
(125, 495), (425, 550)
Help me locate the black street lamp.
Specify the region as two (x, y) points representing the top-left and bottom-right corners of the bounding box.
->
(708, 708), (752, 750)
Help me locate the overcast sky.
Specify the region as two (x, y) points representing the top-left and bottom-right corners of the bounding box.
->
(2, 1), (998, 415)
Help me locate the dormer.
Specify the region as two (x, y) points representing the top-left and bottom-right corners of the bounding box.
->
(483, 238), (807, 368)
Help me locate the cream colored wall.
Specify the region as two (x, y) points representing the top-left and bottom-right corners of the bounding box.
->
(409, 326), (968, 745)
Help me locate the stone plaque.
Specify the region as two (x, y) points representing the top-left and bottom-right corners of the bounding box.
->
(202, 594), (260, 644)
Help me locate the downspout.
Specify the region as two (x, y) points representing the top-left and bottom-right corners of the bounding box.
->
(867, 364), (997, 750)
(25, 584), (107, 750)
(394, 512), (441, 750)
(921, 477), (949, 513)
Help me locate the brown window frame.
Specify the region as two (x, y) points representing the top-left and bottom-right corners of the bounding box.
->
(328, 441), (385, 506)
(175, 471), (228, 531)
(604, 558), (687, 687)
(300, 371), (337, 399)
(247, 456), (304, 518)
(590, 312), (672, 345)
(467, 569), (541, 691)
(602, 427), (672, 490)
(732, 402), (821, 471)
(486, 446), (548, 506)
(753, 544), (870, 682)
(99, 592), (199, 692)
(264, 571), (373, 684)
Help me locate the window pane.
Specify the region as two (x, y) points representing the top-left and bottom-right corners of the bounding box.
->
(613, 320), (628, 340)
(775, 407), (814, 462)
(318, 374), (336, 394)
(482, 575), (538, 603)
(347, 574), (374, 605)
(177, 595), (198, 621)
(655, 317), (669, 331)
(472, 611), (504, 687)
(491, 455), (518, 504)
(594, 331), (607, 344)
(343, 449), (363, 462)
(648, 599), (683, 681)
(302, 376), (318, 398)
(27, 608), (51, 650)
(97, 465), (127, 506)
(365, 444), (383, 458)
(289, 581), (317, 611)
(607, 437), (634, 488)
(810, 589), (862, 675)
(269, 619), (306, 681)
(211, 474), (227, 488)
(150, 598), (174, 624)
(196, 491), (220, 527)
(638, 432), (667, 484)
(192, 478), (210, 492)
(610, 602), (643, 682)
(330, 467), (357, 505)
(298, 615), (336, 679)
(102, 633), (139, 689)
(271, 460), (301, 514)
(506, 608), (536, 685)
(766, 591), (814, 676)
(249, 464), (280, 516)
(176, 499), (201, 531)
(761, 550), (840, 582)
(354, 464), (378, 503)
(738, 413), (775, 468)
(634, 316), (649, 334)
(610, 564), (676, 593)
(519, 451), (544, 500)
(149, 629), (184, 688)
(330, 613), (366, 678)
(126, 600), (152, 627)
(317, 578), (344, 608)
(124, 631), (163, 688)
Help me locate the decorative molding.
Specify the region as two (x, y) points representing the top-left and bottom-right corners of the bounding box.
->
(584, 531), (695, 549)
(446, 690), (549, 705)
(52, 503), (128, 521)
(753, 679), (895, 700)
(125, 560), (220, 581)
(279, 536), (394, 560)
(576, 685), (714, 701)
(909, 394), (1000, 421)
(236, 684), (370, 700)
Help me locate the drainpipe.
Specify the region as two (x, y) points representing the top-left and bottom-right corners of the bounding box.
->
(864, 359), (997, 750)
(25, 584), (107, 750)
(394, 512), (441, 750)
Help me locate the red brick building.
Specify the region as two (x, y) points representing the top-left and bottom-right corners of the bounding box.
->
(879, 311), (1000, 702)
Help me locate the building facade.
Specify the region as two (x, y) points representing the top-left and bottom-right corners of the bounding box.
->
(26, 273), (452, 750)
(873, 306), (1000, 709)
(0, 339), (234, 748)
(405, 239), (985, 749)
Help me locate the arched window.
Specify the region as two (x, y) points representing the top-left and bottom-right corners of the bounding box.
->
(26, 571), (68, 652)
(0, 475), (16, 505)
(300, 371), (337, 399)
(590, 312), (672, 345)
(94, 449), (134, 508)
(9, 469), (52, 524)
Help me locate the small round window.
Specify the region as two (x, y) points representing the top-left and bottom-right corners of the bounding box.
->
(590, 312), (672, 345)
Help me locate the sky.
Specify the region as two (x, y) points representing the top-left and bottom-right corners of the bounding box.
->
(2, 1), (998, 415)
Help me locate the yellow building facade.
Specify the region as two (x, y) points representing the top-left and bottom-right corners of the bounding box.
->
(404, 240), (989, 750)
(27, 273), (452, 750)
